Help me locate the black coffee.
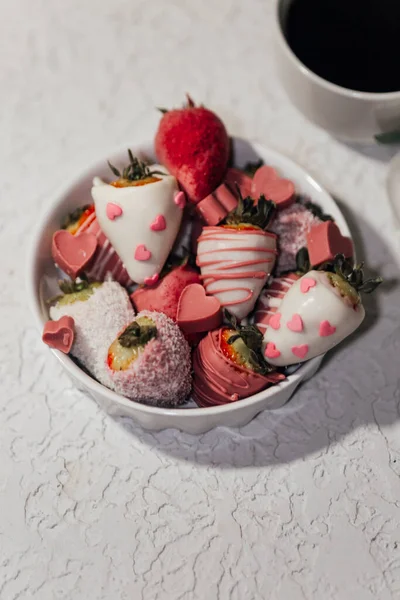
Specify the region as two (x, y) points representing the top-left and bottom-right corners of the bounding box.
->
(284, 0), (400, 93)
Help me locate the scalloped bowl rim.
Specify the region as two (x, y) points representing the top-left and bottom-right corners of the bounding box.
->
(27, 139), (352, 426)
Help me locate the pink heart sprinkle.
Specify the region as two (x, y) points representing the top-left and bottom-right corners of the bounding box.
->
(174, 191), (186, 209)
(319, 320), (336, 337)
(231, 393), (239, 402)
(300, 277), (317, 294)
(150, 214), (166, 232)
(287, 313), (303, 333)
(265, 342), (281, 359)
(106, 202), (123, 220)
(269, 312), (281, 330)
(292, 344), (309, 359)
(144, 273), (159, 286)
(134, 244), (152, 261)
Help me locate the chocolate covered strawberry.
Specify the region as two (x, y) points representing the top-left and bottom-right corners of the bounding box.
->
(106, 311), (191, 407)
(92, 151), (184, 285)
(254, 248), (310, 334)
(61, 203), (133, 287)
(197, 191), (277, 320)
(155, 95), (230, 204)
(193, 311), (284, 407)
(49, 279), (135, 385)
(262, 255), (382, 366)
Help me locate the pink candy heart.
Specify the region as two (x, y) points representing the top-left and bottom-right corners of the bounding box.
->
(144, 273), (159, 286)
(150, 214), (166, 232)
(52, 230), (97, 279)
(287, 313), (303, 332)
(174, 191), (186, 209)
(292, 344), (309, 359)
(106, 202), (123, 220)
(269, 312), (281, 330)
(300, 277), (317, 294)
(134, 244), (152, 261)
(319, 320), (336, 337)
(265, 342), (281, 359)
(42, 316), (75, 354)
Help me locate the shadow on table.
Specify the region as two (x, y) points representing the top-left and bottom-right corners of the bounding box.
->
(115, 167), (400, 468)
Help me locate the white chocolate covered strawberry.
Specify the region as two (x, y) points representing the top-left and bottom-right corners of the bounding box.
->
(254, 248), (310, 334)
(262, 256), (382, 366)
(197, 192), (277, 320)
(92, 151), (184, 285)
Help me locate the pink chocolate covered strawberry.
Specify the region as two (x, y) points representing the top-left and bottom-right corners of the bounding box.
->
(262, 255), (382, 366)
(193, 311), (284, 407)
(155, 95), (230, 204)
(61, 204), (134, 287)
(197, 192), (277, 320)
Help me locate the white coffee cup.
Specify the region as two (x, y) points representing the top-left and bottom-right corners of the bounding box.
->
(274, 0), (400, 143)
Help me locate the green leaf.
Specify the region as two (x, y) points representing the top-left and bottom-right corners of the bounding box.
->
(375, 130), (400, 144)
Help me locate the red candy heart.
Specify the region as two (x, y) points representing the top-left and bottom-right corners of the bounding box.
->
(251, 165), (295, 210)
(177, 283), (222, 334)
(106, 202), (123, 220)
(42, 316), (75, 354)
(52, 230), (97, 279)
(307, 221), (353, 267)
(292, 344), (309, 359)
(134, 244), (152, 261)
(287, 313), (304, 332)
(269, 312), (281, 330)
(264, 342), (281, 359)
(319, 320), (336, 337)
(300, 277), (317, 293)
(150, 215), (166, 232)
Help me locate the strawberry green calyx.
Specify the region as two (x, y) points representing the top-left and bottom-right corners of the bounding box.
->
(118, 318), (157, 349)
(224, 309), (274, 375)
(224, 187), (276, 230)
(107, 149), (165, 183)
(325, 254), (382, 305)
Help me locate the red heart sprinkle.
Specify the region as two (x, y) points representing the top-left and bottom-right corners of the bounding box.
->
(319, 320), (336, 337)
(264, 342), (281, 359)
(52, 230), (97, 279)
(134, 244), (152, 261)
(292, 344), (309, 359)
(150, 214), (166, 232)
(300, 277), (317, 293)
(106, 202), (123, 220)
(287, 313), (304, 332)
(269, 312), (281, 330)
(174, 191), (186, 209)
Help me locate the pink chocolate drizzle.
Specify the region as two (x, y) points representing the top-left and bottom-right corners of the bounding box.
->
(196, 227), (277, 308)
(254, 273), (300, 333)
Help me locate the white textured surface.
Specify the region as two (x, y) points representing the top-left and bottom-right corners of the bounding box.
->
(2, 0), (400, 598)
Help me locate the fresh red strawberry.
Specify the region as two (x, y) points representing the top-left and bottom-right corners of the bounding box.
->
(155, 95), (230, 204)
(131, 263), (200, 321)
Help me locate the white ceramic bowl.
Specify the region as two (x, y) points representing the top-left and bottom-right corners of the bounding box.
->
(28, 139), (352, 433)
